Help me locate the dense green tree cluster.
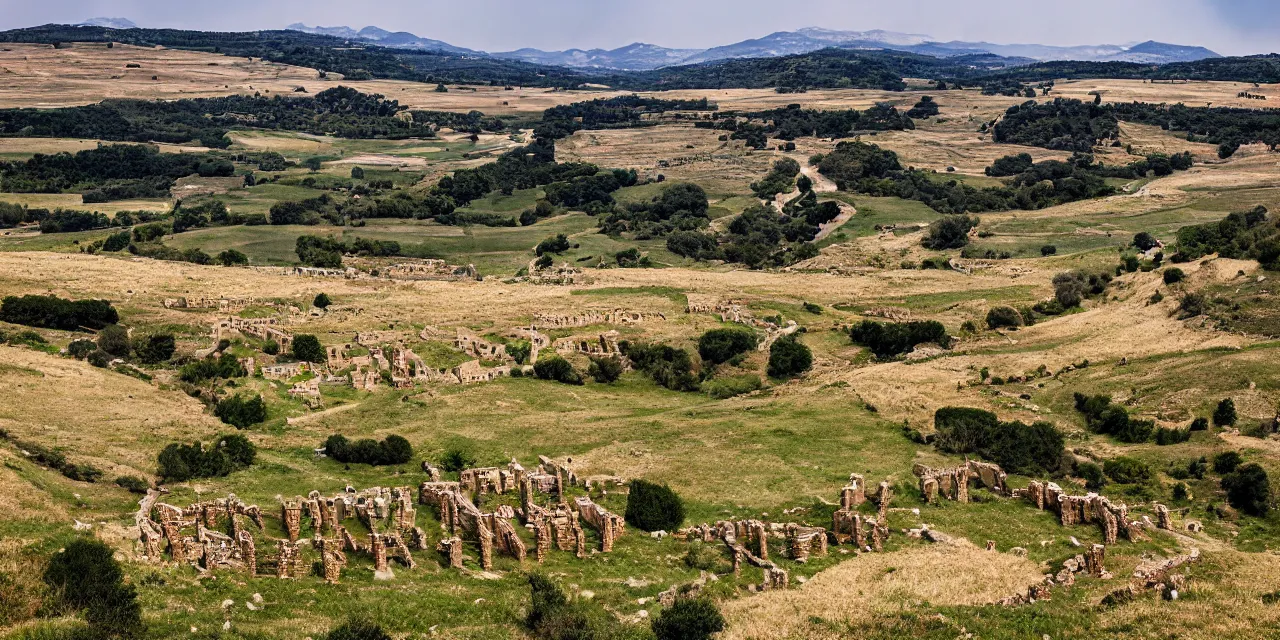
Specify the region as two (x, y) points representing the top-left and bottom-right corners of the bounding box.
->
(0, 86), (441, 147)
(157, 434), (256, 481)
(993, 98), (1120, 151)
(532, 356), (584, 385)
(214, 394), (268, 429)
(322, 434), (413, 466)
(294, 235), (401, 268)
(1073, 393), (1156, 443)
(848, 320), (950, 358)
(698, 102), (914, 144)
(933, 407), (1065, 475)
(599, 182), (711, 238)
(536, 95), (714, 140)
(178, 352), (247, 383)
(751, 158), (801, 199)
(623, 342), (700, 391)
(1172, 206), (1278, 267)
(0, 294), (118, 331)
(0, 143), (231, 198)
(697, 328), (759, 365)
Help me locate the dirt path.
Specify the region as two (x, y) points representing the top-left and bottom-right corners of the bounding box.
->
(814, 201), (857, 241)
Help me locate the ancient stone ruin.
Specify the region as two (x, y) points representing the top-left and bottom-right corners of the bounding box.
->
(1017, 482), (1147, 545)
(914, 461), (1008, 504)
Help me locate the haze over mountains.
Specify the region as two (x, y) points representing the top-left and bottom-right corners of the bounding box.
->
(284, 23), (1222, 70)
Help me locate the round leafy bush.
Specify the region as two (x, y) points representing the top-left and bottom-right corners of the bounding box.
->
(625, 479), (685, 532)
(697, 328), (758, 365)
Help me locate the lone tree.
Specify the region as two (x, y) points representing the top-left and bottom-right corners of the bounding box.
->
(133, 333), (175, 364)
(350, 166), (365, 180)
(293, 334), (326, 363)
(326, 617), (392, 640)
(697, 327), (758, 365)
(767, 336), (812, 379)
(98, 324), (131, 358)
(313, 293), (332, 309)
(625, 479), (685, 532)
(1214, 398), (1238, 427)
(1222, 463), (1270, 516)
(44, 538), (143, 639)
(652, 598), (725, 640)
(302, 157), (324, 172)
(214, 394), (268, 429)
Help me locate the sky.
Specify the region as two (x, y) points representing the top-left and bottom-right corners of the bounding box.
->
(0, 0), (1276, 55)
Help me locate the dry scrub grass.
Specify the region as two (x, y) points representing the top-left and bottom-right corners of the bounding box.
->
(1052, 79), (1280, 110)
(557, 125), (775, 194)
(0, 345), (221, 475)
(719, 545), (1044, 640)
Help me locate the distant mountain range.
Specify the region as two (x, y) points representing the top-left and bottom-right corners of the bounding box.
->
(76, 17), (137, 30)
(159, 21), (1220, 70)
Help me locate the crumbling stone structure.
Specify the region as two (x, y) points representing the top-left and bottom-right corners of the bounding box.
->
(785, 524), (828, 562)
(437, 537), (465, 569)
(553, 331), (623, 358)
(1018, 482), (1145, 544)
(574, 496), (626, 552)
(534, 309), (665, 328)
(914, 461), (1007, 504)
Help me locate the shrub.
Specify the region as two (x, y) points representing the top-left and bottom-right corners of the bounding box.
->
(587, 356), (623, 383)
(652, 598), (725, 640)
(533, 356), (584, 385)
(985, 306), (1023, 329)
(526, 573), (569, 630)
(767, 336), (812, 378)
(802, 301), (823, 314)
(44, 538), (143, 639)
(113, 475), (150, 494)
(1172, 483), (1190, 502)
(87, 349), (114, 368)
(697, 328), (758, 365)
(1179, 292), (1206, 317)
(262, 340), (280, 356)
(702, 374), (763, 399)
(1213, 451), (1243, 474)
(1040, 245), (1057, 256)
(1073, 392), (1154, 443)
(535, 234), (570, 256)
(624, 342), (699, 391)
(439, 448), (476, 473)
(156, 437), (254, 482)
(214, 394), (267, 429)
(848, 320), (949, 359)
(625, 479), (686, 532)
(323, 434), (412, 466)
(313, 293), (332, 309)
(132, 333), (175, 364)
(1133, 231), (1158, 251)
(67, 339), (96, 359)
(1154, 427), (1192, 445)
(179, 352), (246, 383)
(217, 249), (249, 266)
(1222, 463), (1270, 516)
(921, 215), (979, 249)
(1190, 417), (1210, 431)
(292, 334), (326, 363)
(0, 295), (118, 331)
(1051, 270), (1110, 308)
(1077, 461), (1106, 491)
(933, 407), (1065, 475)
(97, 324), (131, 358)
(1163, 268), (1186, 284)
(1214, 398), (1238, 427)
(1104, 456), (1153, 484)
(326, 617), (392, 640)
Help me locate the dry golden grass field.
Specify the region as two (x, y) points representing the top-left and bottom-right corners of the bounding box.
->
(1, 42), (1280, 640)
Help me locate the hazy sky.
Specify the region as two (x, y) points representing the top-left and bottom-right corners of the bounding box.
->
(1, 0), (1276, 55)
